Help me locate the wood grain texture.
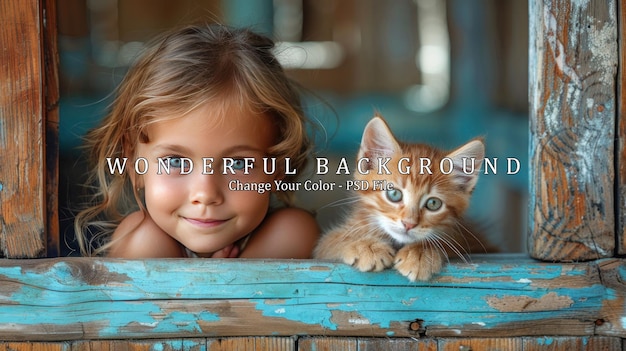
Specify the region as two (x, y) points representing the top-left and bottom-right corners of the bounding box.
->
(0, 337), (623, 351)
(0, 256), (623, 341)
(72, 339), (206, 351)
(438, 337), (523, 351)
(43, 0), (60, 257)
(297, 337), (357, 351)
(617, 0), (626, 255)
(523, 336), (622, 351)
(0, 0), (46, 257)
(207, 337), (295, 351)
(528, 0), (618, 260)
(358, 338), (437, 351)
(596, 259), (626, 337)
(0, 343), (70, 351)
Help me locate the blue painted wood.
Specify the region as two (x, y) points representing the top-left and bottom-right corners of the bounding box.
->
(0, 255), (623, 341)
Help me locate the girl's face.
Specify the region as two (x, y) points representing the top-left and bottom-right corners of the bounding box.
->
(135, 102), (277, 256)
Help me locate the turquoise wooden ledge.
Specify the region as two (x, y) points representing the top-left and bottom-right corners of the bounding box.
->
(0, 254), (624, 341)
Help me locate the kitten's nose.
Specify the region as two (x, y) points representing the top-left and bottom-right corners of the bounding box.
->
(402, 220), (417, 231)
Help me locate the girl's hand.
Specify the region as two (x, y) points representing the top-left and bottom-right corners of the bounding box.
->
(210, 244), (240, 258)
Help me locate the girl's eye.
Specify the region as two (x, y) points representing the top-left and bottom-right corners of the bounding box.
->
(386, 189), (403, 203)
(167, 157), (183, 168)
(232, 159), (246, 170)
(425, 197), (442, 211)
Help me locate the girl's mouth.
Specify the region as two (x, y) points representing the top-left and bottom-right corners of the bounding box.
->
(184, 217), (228, 228)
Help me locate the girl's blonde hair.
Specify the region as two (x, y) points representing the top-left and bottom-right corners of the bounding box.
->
(75, 23), (312, 256)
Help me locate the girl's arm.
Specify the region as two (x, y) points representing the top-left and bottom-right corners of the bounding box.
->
(108, 211), (186, 258)
(239, 207), (320, 259)
(108, 208), (319, 259)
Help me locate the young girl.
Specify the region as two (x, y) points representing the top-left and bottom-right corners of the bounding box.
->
(75, 23), (319, 258)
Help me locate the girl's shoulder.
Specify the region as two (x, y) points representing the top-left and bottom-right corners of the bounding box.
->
(268, 207), (318, 229)
(240, 207), (320, 259)
(108, 211), (185, 258)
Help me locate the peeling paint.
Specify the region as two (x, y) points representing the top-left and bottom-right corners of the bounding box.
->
(586, 0), (617, 75)
(0, 258), (619, 339)
(530, 0), (618, 262)
(575, 115), (607, 189)
(579, 238), (612, 257)
(486, 292), (574, 312)
(348, 318), (370, 325)
(543, 7), (581, 87)
(537, 337), (554, 345)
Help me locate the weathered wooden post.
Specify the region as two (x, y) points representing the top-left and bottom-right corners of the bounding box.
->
(617, 0), (626, 255)
(0, 0), (59, 258)
(529, 0), (618, 261)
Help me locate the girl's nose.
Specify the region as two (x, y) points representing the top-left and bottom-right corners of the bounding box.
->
(190, 173), (224, 206)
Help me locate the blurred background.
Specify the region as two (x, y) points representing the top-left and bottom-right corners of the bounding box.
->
(57, 0), (528, 256)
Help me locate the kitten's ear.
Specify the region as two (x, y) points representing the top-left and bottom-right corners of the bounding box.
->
(357, 116), (402, 162)
(445, 138), (485, 193)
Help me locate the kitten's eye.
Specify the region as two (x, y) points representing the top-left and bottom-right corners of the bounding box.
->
(425, 197), (442, 211)
(386, 189), (403, 203)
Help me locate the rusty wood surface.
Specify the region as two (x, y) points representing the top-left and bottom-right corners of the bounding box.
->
(0, 343), (70, 351)
(0, 337), (623, 351)
(0, 0), (47, 257)
(522, 336), (623, 350)
(43, 0), (60, 257)
(437, 338), (524, 350)
(299, 337), (437, 351)
(438, 337), (622, 351)
(617, 0), (626, 255)
(205, 337), (295, 351)
(529, 0), (618, 260)
(596, 259), (626, 337)
(0, 256), (623, 341)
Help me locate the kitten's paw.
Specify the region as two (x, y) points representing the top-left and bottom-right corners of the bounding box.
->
(343, 241), (395, 272)
(394, 245), (443, 281)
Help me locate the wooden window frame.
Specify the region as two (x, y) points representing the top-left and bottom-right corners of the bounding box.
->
(0, 0), (624, 344)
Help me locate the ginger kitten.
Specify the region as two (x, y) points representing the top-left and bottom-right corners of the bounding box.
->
(314, 116), (485, 281)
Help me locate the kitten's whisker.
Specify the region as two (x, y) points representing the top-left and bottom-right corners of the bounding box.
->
(316, 196), (361, 211)
(443, 231), (472, 260)
(428, 236), (451, 264)
(419, 238), (438, 266)
(452, 224), (474, 255)
(439, 236), (469, 264)
(346, 216), (387, 239)
(435, 230), (468, 254)
(454, 220), (488, 254)
(430, 230), (470, 265)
